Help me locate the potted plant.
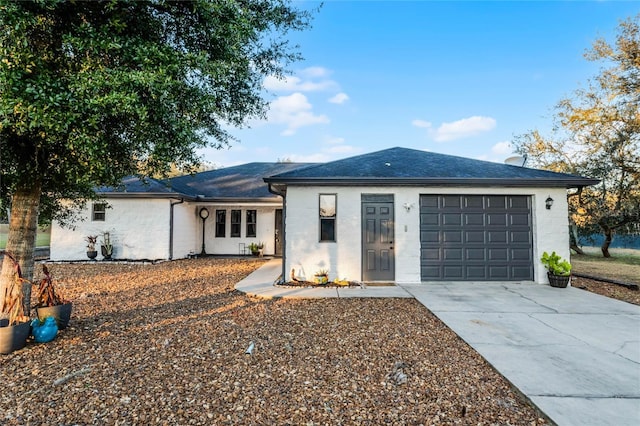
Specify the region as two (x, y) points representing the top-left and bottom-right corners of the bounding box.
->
(85, 235), (98, 260)
(541, 251), (572, 288)
(100, 232), (113, 260)
(314, 269), (329, 285)
(0, 253), (31, 354)
(35, 264), (72, 330)
(248, 242), (264, 257)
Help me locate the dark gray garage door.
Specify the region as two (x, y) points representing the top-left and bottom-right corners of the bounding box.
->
(420, 195), (533, 281)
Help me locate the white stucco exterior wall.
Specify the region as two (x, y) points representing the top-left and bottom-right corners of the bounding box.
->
(50, 200), (285, 261)
(50, 198), (171, 261)
(284, 186), (571, 285)
(198, 203), (281, 256)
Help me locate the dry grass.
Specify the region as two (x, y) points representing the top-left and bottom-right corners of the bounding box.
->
(571, 247), (640, 285)
(1, 258), (548, 425)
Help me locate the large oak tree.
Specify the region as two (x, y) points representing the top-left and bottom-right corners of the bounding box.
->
(514, 15), (639, 257)
(0, 0), (313, 313)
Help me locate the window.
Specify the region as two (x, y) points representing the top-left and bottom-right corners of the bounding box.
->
(92, 203), (106, 222)
(215, 210), (226, 237)
(230, 209), (241, 238)
(319, 194), (336, 242)
(246, 210), (257, 238)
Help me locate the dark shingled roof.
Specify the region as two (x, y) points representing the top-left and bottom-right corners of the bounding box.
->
(97, 176), (177, 197)
(166, 162), (315, 200)
(264, 147), (600, 188)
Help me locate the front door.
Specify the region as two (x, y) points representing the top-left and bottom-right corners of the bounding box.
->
(362, 195), (395, 282)
(274, 209), (283, 256)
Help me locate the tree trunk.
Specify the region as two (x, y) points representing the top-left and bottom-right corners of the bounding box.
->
(601, 226), (613, 258)
(0, 182), (42, 316)
(569, 223), (584, 254)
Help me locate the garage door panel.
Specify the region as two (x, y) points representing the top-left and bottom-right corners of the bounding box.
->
(489, 248), (508, 261)
(443, 266), (464, 279)
(421, 213), (439, 226)
(442, 195), (462, 209)
(443, 213), (462, 225)
(421, 195), (533, 281)
(465, 231), (485, 243)
(486, 196), (506, 209)
(511, 248), (532, 261)
(466, 248), (485, 261)
(488, 231), (507, 243)
(443, 248), (463, 260)
(421, 195), (438, 208)
(443, 230), (462, 242)
(463, 196), (484, 209)
(422, 248), (440, 260)
(489, 266), (509, 279)
(510, 231), (531, 244)
(421, 231), (439, 243)
(510, 213), (530, 226)
(512, 266), (533, 279)
(487, 214), (507, 226)
(509, 196), (530, 209)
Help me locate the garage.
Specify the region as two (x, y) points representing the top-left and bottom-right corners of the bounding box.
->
(420, 194), (533, 281)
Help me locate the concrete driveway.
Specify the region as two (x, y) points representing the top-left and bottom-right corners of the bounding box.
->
(400, 282), (640, 426)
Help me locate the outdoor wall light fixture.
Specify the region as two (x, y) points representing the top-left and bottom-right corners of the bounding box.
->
(545, 196), (554, 210)
(199, 207), (209, 255)
(403, 202), (414, 212)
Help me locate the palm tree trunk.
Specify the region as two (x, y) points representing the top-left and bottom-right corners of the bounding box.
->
(0, 182), (42, 316)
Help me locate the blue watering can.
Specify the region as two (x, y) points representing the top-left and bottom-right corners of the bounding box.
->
(31, 316), (58, 343)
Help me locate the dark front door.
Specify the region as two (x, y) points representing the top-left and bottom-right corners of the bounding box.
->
(362, 195), (395, 282)
(274, 209), (283, 256)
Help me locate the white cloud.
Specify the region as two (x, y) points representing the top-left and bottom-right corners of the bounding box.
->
(263, 67), (337, 93)
(491, 141), (512, 156)
(325, 136), (345, 145)
(328, 92), (349, 104)
(412, 119), (432, 129)
(301, 66), (331, 78)
(267, 92), (329, 136)
(432, 116), (496, 142)
(287, 153), (331, 163)
(326, 144), (359, 154)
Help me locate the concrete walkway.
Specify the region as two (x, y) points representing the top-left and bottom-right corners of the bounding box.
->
(236, 259), (640, 426)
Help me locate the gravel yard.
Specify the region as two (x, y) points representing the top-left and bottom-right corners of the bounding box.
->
(2, 258), (548, 425)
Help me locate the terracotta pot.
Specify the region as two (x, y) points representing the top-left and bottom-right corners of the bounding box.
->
(37, 302), (73, 330)
(0, 320), (30, 354)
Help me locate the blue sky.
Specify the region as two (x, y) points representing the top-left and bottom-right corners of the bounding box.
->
(198, 1), (638, 167)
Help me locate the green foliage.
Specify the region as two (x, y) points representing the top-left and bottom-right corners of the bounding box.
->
(248, 242), (264, 253)
(0, 0), (314, 225)
(541, 251), (572, 276)
(513, 15), (640, 252)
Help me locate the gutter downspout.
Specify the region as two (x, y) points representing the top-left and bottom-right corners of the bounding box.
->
(169, 198), (185, 260)
(268, 183), (287, 282)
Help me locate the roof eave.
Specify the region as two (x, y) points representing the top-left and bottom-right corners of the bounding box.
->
(97, 192), (196, 200)
(263, 177), (601, 188)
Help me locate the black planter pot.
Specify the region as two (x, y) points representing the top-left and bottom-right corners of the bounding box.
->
(548, 272), (570, 288)
(0, 320), (31, 354)
(101, 245), (112, 260)
(37, 302), (73, 330)
(87, 250), (98, 260)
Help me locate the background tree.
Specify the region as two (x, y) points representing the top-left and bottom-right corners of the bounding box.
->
(514, 14), (639, 257)
(0, 0), (314, 312)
